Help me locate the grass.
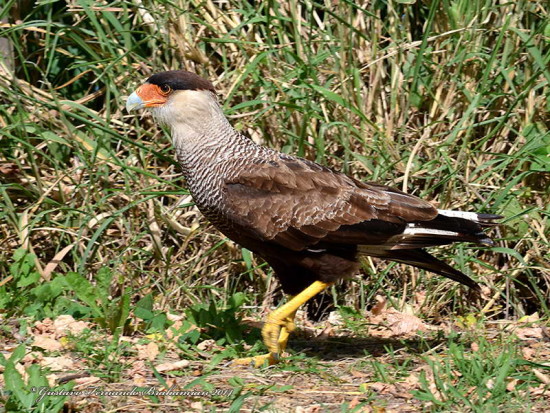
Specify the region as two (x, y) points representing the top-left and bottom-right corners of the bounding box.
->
(0, 0), (549, 411)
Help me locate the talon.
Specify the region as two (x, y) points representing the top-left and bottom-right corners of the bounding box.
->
(232, 352), (279, 368)
(231, 282), (332, 367)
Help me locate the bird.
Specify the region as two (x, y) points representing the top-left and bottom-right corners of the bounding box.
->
(126, 70), (501, 367)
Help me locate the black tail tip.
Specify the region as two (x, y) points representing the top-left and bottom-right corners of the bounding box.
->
(477, 235), (495, 246)
(477, 214), (504, 226)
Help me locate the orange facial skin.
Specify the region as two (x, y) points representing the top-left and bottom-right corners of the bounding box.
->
(135, 83), (172, 107)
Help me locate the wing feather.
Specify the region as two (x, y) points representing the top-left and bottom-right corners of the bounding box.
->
(223, 156), (437, 250)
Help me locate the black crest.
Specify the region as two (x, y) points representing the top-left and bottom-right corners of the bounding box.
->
(147, 70), (215, 93)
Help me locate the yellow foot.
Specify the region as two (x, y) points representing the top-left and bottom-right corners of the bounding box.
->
(231, 281), (333, 368)
(231, 314), (294, 368)
(232, 352), (279, 368)
(262, 312), (296, 355)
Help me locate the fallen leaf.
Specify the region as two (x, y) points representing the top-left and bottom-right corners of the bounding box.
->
(401, 373), (420, 389)
(530, 383), (549, 396)
(327, 311), (343, 326)
(371, 295), (386, 316)
(518, 313), (539, 323)
(295, 405), (321, 413)
(74, 376), (101, 387)
(316, 323), (333, 339)
(348, 396), (361, 409)
(167, 313), (184, 322)
(197, 339), (215, 351)
(34, 319), (55, 335)
(0, 163), (20, 175)
(506, 378), (518, 392)
(386, 310), (430, 336)
(46, 374), (58, 387)
(522, 347), (536, 360)
(190, 401), (203, 410)
(155, 360), (190, 372)
(33, 335), (63, 352)
(533, 368), (550, 384)
(15, 363), (28, 384)
(137, 342), (160, 361)
(40, 356), (75, 371)
(515, 327), (543, 340)
(53, 315), (89, 337)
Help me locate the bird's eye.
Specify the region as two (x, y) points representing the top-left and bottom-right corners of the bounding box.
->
(159, 84), (172, 95)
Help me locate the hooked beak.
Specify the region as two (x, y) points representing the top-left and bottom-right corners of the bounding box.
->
(126, 91), (144, 112)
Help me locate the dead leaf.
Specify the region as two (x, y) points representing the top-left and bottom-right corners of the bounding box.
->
(190, 401), (203, 410)
(0, 163), (19, 175)
(33, 335), (63, 351)
(74, 376), (101, 387)
(15, 363), (28, 384)
(155, 360), (190, 372)
(53, 315), (89, 337)
(167, 313), (184, 322)
(316, 323), (333, 339)
(518, 313), (540, 323)
(46, 374), (59, 387)
(167, 320), (183, 339)
(137, 342), (160, 361)
(295, 405), (321, 413)
(515, 327), (543, 340)
(22, 352), (43, 364)
(327, 311), (343, 326)
(506, 378), (518, 392)
(40, 356), (75, 371)
(530, 383), (549, 396)
(34, 318), (55, 335)
(371, 295), (386, 316)
(533, 369), (550, 384)
(401, 373), (420, 389)
(522, 347), (536, 360)
(197, 339), (215, 351)
(348, 396), (361, 409)
(386, 310), (430, 336)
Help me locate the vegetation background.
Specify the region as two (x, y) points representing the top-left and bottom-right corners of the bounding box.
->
(0, 0), (548, 411)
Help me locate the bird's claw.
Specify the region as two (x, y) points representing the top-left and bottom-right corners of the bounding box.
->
(232, 352), (279, 368)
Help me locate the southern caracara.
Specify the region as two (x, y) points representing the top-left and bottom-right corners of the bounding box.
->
(126, 70), (500, 366)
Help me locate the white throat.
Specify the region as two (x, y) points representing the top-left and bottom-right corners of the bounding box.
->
(151, 90), (237, 158)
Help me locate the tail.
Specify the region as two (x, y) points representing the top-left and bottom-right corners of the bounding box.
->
(358, 209), (502, 290)
(387, 210), (502, 249)
(365, 248), (481, 290)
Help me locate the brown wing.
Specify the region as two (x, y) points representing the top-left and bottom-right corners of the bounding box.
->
(223, 155), (437, 251)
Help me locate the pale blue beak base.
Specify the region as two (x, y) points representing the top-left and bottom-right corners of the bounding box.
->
(126, 91), (144, 112)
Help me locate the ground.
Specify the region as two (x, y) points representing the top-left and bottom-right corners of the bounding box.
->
(1, 302), (549, 412)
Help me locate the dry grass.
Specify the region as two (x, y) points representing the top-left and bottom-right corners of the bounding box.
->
(0, 0), (549, 411)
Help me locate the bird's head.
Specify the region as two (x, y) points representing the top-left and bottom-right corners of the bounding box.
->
(126, 70), (219, 132)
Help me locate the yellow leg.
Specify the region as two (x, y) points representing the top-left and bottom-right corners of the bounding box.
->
(233, 281), (332, 367)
